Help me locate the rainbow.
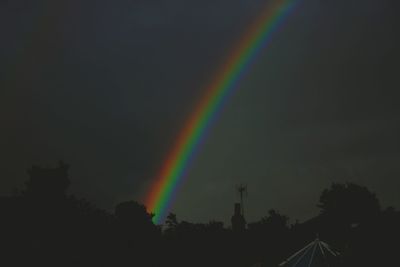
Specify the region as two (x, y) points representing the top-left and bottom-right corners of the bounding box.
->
(145, 0), (298, 224)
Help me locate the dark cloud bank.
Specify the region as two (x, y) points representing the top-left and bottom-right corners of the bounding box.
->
(1, 0), (399, 223)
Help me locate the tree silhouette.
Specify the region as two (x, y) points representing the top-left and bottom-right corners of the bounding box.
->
(1, 162), (399, 267)
(248, 210), (291, 266)
(114, 201), (160, 266)
(318, 182), (381, 224)
(314, 183), (382, 251)
(24, 161), (70, 200)
(164, 212), (179, 235)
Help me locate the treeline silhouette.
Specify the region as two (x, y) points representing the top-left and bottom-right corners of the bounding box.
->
(0, 161), (399, 267)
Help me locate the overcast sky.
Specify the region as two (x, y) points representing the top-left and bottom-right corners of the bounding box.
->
(1, 0), (399, 223)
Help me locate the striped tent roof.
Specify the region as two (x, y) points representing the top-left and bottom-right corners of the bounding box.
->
(279, 238), (339, 267)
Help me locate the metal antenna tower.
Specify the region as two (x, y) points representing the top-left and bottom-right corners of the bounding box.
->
(236, 184), (248, 216)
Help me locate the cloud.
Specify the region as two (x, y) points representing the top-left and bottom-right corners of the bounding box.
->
(0, 0), (399, 221)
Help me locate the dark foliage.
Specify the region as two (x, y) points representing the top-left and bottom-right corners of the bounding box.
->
(0, 162), (398, 267)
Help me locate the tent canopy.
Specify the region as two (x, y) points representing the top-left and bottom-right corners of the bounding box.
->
(279, 238), (339, 267)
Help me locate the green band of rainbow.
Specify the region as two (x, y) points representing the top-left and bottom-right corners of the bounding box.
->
(145, 0), (298, 224)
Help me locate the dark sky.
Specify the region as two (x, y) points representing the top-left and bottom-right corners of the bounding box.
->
(1, 0), (399, 223)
